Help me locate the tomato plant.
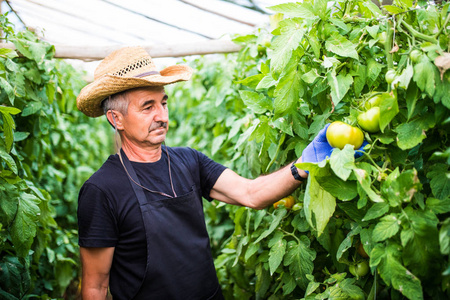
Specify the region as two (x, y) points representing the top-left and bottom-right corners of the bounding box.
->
(326, 121), (364, 149)
(0, 16), (112, 298)
(158, 1), (450, 299)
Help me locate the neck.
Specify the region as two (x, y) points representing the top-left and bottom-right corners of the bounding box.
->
(120, 139), (163, 163)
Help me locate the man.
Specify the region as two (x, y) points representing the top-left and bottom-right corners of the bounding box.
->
(76, 46), (333, 299)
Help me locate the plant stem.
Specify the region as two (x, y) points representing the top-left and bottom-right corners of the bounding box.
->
(400, 20), (438, 44)
(434, 12), (450, 39)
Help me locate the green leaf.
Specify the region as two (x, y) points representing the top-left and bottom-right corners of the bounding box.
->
(304, 169), (336, 236)
(0, 143), (18, 173)
(21, 100), (43, 117)
(0, 77), (16, 105)
(336, 224), (361, 260)
(239, 90), (272, 114)
(316, 175), (358, 201)
(381, 168), (422, 206)
(378, 242), (424, 300)
(339, 278), (365, 299)
(379, 94), (399, 132)
(383, 5), (404, 14)
(372, 214), (400, 242)
(327, 72), (353, 107)
(325, 32), (359, 60)
(366, 58), (383, 87)
(269, 236), (286, 275)
(362, 202), (390, 221)
(395, 119), (427, 150)
(353, 163), (384, 203)
(10, 192), (41, 257)
(426, 198), (450, 214)
(274, 55), (302, 116)
(439, 219), (450, 255)
(268, 2), (317, 20)
(284, 235), (316, 290)
(401, 208), (441, 278)
(0, 48), (18, 59)
(329, 145), (356, 181)
(392, 63), (413, 90)
(255, 74), (277, 90)
(426, 164), (450, 200)
(413, 59), (437, 97)
(254, 209), (287, 243)
(271, 18), (305, 72)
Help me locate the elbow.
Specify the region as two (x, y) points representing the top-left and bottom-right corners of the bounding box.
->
(244, 196), (269, 210)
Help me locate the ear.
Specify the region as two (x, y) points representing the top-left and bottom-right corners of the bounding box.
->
(106, 110), (124, 130)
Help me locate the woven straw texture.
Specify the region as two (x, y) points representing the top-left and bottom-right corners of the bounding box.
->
(77, 46), (193, 117)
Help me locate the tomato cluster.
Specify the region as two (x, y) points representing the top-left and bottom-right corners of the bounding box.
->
(356, 92), (393, 133)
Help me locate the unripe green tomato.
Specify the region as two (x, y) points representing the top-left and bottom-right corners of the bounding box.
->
(349, 261), (370, 277)
(326, 121), (364, 150)
(357, 107), (380, 133)
(377, 31), (387, 46)
(410, 49), (422, 63)
(385, 69), (396, 84)
(292, 203), (303, 211)
(364, 95), (382, 109)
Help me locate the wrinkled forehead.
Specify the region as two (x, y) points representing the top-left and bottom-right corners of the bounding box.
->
(126, 86), (167, 105)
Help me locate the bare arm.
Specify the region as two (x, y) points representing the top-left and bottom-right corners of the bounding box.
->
(80, 247), (115, 299)
(210, 157), (308, 210)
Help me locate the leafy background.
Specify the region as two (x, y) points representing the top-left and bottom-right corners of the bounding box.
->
(1, 0), (450, 299)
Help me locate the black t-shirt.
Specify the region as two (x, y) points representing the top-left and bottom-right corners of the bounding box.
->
(77, 146), (227, 299)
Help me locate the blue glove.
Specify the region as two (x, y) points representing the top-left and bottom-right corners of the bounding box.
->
(302, 124), (368, 163)
(302, 123), (333, 163)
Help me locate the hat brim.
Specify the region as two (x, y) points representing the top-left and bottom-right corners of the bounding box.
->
(77, 64), (193, 117)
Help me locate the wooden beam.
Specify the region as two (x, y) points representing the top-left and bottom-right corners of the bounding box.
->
(0, 39), (242, 60)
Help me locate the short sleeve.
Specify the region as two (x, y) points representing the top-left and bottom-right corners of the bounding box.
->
(195, 150), (227, 201)
(77, 182), (119, 247)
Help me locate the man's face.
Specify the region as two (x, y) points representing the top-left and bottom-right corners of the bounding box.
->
(119, 87), (169, 148)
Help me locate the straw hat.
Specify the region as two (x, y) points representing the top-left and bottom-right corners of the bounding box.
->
(76, 46), (193, 117)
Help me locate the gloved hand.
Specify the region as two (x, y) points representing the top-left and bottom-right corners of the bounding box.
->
(302, 123), (333, 163)
(302, 123), (368, 163)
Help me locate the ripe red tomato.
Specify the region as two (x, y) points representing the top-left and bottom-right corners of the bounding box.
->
(326, 121), (364, 150)
(357, 107), (380, 133)
(273, 195), (295, 209)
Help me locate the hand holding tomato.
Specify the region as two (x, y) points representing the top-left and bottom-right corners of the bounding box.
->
(302, 122), (367, 165)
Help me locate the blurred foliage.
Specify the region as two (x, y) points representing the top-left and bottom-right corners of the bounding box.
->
(0, 14), (112, 298)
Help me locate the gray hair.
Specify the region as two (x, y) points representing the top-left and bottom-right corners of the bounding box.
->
(101, 90), (130, 116)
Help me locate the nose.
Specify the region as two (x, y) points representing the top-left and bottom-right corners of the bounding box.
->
(153, 103), (169, 123)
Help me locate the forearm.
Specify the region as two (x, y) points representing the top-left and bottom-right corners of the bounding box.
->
(80, 247), (114, 300)
(211, 157), (307, 210)
(81, 286), (109, 300)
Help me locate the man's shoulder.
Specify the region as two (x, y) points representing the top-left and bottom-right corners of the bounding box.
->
(84, 154), (125, 188)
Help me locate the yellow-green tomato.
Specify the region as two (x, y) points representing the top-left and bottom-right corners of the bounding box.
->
(357, 107), (380, 133)
(326, 121), (364, 150)
(273, 195), (295, 209)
